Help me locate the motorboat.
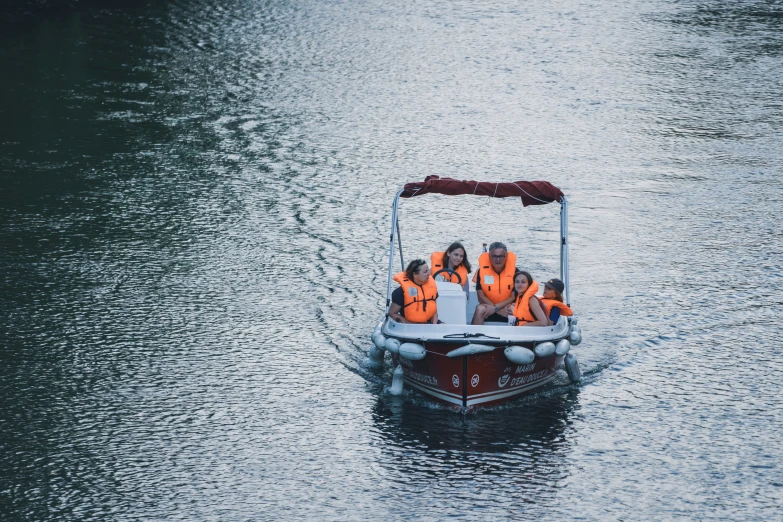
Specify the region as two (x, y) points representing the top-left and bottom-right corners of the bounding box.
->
(370, 176), (583, 412)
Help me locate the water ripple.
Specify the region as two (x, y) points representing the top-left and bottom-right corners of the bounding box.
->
(2, 0), (783, 519)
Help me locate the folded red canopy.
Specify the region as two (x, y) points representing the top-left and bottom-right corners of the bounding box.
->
(401, 176), (564, 206)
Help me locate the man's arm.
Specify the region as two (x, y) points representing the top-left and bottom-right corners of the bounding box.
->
(476, 288), (494, 307)
(493, 295), (516, 317)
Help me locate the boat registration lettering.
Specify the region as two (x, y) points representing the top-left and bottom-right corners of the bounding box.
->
(483, 275), (495, 285)
(509, 369), (548, 387)
(515, 363), (536, 374)
(405, 369), (437, 386)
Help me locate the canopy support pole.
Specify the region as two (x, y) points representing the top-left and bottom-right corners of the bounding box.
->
(386, 189), (405, 314)
(396, 219), (405, 271)
(560, 196), (570, 307)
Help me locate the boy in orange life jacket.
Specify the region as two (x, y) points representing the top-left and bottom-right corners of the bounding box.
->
(540, 278), (573, 325)
(388, 259), (439, 324)
(471, 242), (518, 325)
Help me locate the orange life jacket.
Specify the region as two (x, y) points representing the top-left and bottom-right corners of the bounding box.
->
(540, 299), (573, 319)
(476, 251), (517, 304)
(430, 251), (469, 286)
(393, 272), (438, 323)
(513, 281), (543, 325)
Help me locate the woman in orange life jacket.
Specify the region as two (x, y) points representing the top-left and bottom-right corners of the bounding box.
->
(507, 270), (549, 327)
(430, 242), (471, 293)
(540, 278), (573, 325)
(388, 259), (439, 324)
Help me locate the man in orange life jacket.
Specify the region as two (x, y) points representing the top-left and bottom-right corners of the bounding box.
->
(471, 241), (518, 325)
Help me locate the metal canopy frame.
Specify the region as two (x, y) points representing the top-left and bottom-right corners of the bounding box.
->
(385, 188), (570, 312)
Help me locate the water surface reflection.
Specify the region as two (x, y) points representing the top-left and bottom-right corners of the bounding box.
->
(371, 389), (580, 506)
(2, 0), (782, 519)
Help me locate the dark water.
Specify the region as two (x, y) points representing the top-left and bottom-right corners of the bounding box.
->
(2, 0), (782, 519)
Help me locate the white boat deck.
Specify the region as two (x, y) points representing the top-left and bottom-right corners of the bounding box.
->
(382, 281), (570, 344)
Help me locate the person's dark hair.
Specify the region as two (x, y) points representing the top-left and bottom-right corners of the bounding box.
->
(512, 270), (533, 299)
(405, 259), (427, 281)
(441, 242), (472, 273)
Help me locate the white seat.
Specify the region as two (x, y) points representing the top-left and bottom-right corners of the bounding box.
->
(435, 281), (467, 325)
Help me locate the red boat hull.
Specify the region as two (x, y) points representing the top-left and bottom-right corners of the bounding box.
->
(397, 342), (563, 411)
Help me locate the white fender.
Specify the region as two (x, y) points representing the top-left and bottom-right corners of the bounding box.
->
(534, 341), (556, 358)
(399, 342), (426, 360)
(446, 344), (495, 358)
(368, 346), (385, 366)
(372, 332), (387, 350)
(390, 365), (404, 395)
(384, 337), (401, 354)
(504, 345), (535, 365)
(565, 353), (581, 382)
(570, 317), (578, 326)
(555, 339), (571, 356)
(569, 326), (582, 346)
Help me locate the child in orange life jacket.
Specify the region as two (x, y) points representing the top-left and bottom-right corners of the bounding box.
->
(540, 278), (573, 325)
(388, 259), (439, 324)
(507, 270), (548, 327)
